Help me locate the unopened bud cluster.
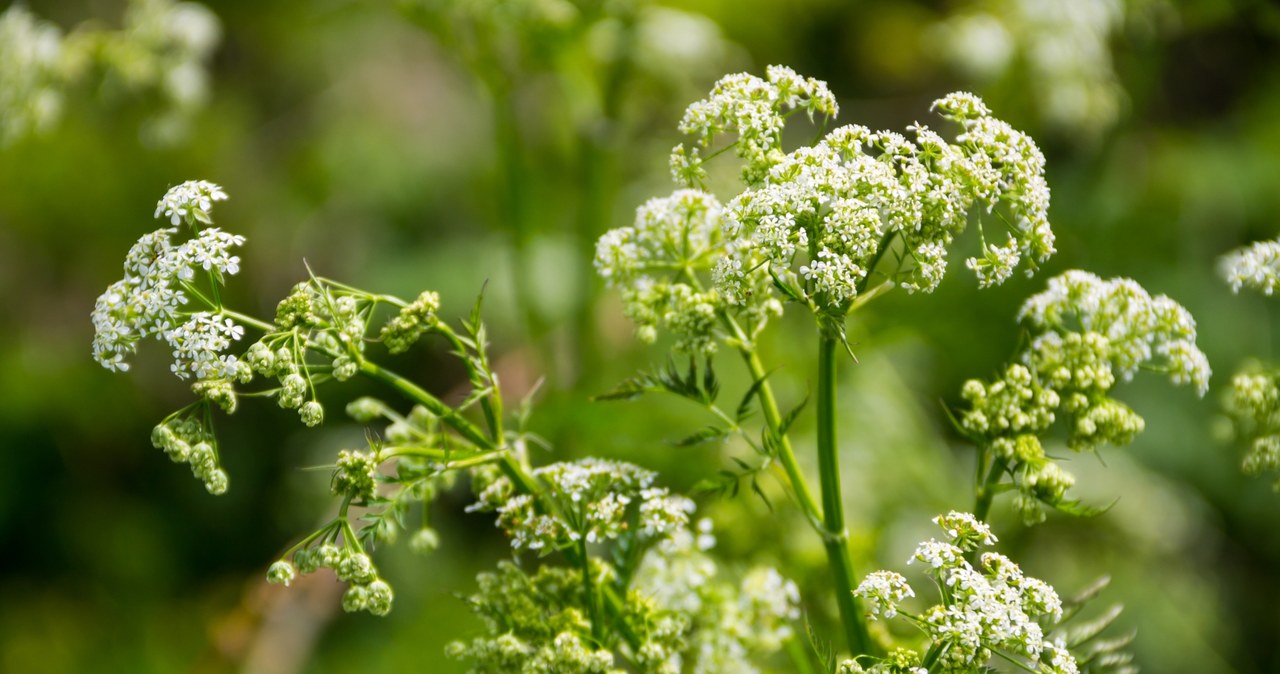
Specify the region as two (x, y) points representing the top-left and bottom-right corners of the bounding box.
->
(151, 415), (228, 495)
(1224, 366), (1280, 490)
(958, 271), (1209, 521)
(266, 545), (393, 616)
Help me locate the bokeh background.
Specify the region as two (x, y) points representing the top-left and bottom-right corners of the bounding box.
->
(3, 0), (1280, 672)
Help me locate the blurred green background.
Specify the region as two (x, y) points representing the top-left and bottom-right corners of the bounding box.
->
(3, 0), (1280, 672)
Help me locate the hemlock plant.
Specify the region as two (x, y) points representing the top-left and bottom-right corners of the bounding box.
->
(94, 68), (1215, 673)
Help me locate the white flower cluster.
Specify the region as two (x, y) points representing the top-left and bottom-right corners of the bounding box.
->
(1020, 270), (1210, 395)
(630, 524), (800, 673)
(469, 458), (693, 551)
(595, 190), (758, 352)
(155, 180), (229, 226)
(601, 70), (1056, 350)
(711, 88), (1054, 311)
(677, 65), (838, 185)
(456, 464), (799, 674)
(836, 649), (927, 674)
(855, 512), (1076, 674)
(0, 5), (65, 145)
(92, 182), (246, 380)
(1221, 237), (1280, 296)
(447, 562), (625, 674)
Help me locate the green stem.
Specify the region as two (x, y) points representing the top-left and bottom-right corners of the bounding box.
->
(219, 308), (275, 333)
(722, 315), (824, 529)
(921, 641), (945, 670)
(973, 455), (1008, 523)
(580, 538), (602, 642)
(817, 331), (873, 657)
(358, 360), (495, 451)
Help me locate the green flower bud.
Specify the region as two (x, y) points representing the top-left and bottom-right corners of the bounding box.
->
(337, 551), (376, 584)
(267, 560), (296, 587)
(204, 468), (229, 495)
(365, 579), (393, 616)
(299, 400), (323, 427)
(332, 356), (357, 381)
(341, 584), (369, 613)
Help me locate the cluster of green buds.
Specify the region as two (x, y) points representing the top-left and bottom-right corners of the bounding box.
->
(266, 542), (394, 616)
(958, 270), (1210, 522)
(150, 409), (228, 495)
(1223, 367), (1280, 490)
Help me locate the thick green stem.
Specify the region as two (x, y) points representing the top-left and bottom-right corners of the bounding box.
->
(816, 332), (873, 657)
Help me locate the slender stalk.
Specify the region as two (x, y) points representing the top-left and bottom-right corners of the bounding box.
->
(973, 455), (1008, 523)
(816, 331), (872, 657)
(219, 308), (275, 333)
(359, 360), (496, 450)
(721, 314), (824, 528)
(580, 538), (603, 642)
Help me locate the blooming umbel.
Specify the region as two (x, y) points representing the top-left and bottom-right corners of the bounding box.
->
(958, 270), (1210, 522)
(854, 513), (1076, 674)
(92, 182), (244, 379)
(468, 458), (694, 551)
(597, 68), (1055, 352)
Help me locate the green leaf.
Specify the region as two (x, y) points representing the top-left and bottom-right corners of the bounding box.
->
(592, 372), (659, 401)
(769, 265), (802, 302)
(750, 476), (774, 512)
(670, 425), (729, 447)
(1049, 497), (1118, 519)
(803, 617), (836, 673)
(736, 368), (778, 423)
(467, 281), (488, 336)
(778, 393), (809, 436)
(701, 357), (720, 404)
(1065, 604), (1125, 648)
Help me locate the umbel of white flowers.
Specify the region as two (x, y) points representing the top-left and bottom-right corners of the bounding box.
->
(92, 180), (241, 378)
(597, 66), (1055, 352)
(852, 512), (1076, 674)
